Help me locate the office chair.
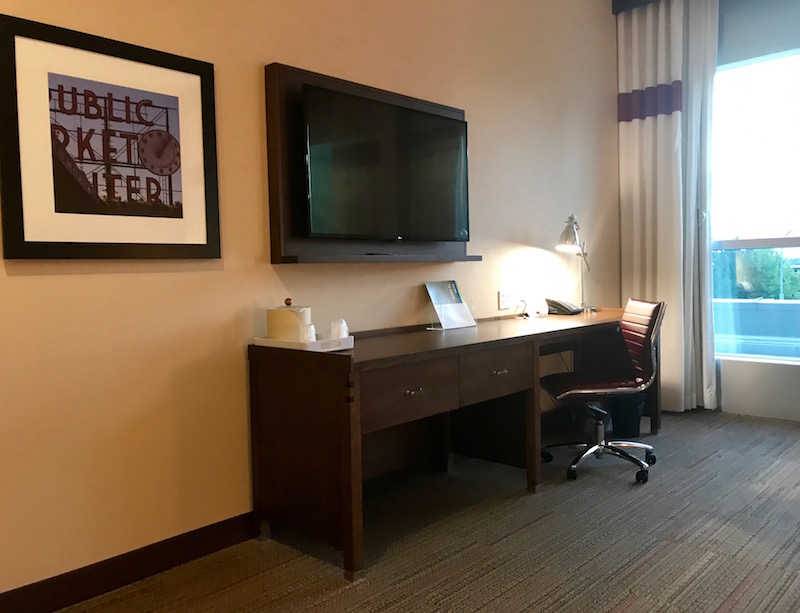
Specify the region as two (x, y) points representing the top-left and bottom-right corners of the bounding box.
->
(541, 298), (666, 483)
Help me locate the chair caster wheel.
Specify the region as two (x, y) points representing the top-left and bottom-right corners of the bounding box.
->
(542, 451), (553, 463)
(636, 469), (649, 483)
(567, 468), (577, 480)
(645, 451), (656, 465)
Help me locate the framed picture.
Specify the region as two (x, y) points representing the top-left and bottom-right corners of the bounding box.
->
(0, 15), (220, 259)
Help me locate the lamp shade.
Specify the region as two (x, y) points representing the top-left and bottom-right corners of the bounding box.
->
(556, 215), (582, 253)
(554, 214), (591, 310)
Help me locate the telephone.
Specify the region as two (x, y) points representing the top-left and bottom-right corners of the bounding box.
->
(545, 298), (583, 316)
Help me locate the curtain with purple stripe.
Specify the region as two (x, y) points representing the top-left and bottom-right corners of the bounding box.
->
(617, 0), (719, 411)
(617, 0), (685, 413)
(617, 81), (682, 122)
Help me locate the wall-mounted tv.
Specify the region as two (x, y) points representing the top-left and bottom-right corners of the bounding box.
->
(264, 63), (481, 263)
(302, 84), (469, 242)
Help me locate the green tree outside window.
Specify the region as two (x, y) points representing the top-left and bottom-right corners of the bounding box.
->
(712, 249), (800, 299)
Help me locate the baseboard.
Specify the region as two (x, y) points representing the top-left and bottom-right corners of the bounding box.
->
(0, 512), (257, 613)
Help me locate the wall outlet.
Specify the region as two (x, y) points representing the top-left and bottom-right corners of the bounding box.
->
(498, 291), (511, 310)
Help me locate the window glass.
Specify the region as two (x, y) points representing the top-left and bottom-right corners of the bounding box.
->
(713, 248), (800, 300)
(711, 52), (800, 242)
(712, 248), (800, 360)
(711, 51), (800, 362)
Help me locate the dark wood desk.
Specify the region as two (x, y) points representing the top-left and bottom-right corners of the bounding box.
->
(248, 309), (659, 577)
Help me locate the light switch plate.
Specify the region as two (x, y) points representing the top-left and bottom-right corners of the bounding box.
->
(498, 291), (511, 310)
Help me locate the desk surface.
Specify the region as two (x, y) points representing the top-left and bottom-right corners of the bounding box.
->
(351, 309), (623, 368)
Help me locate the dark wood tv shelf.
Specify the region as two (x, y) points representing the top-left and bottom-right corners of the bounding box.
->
(282, 252), (484, 264)
(264, 63), (482, 264)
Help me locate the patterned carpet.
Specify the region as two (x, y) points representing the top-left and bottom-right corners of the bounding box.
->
(62, 411), (800, 612)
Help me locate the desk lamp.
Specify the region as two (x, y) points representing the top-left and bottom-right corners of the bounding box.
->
(556, 214), (592, 312)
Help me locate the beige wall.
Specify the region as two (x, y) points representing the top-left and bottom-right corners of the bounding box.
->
(0, 0), (619, 592)
(719, 359), (800, 422)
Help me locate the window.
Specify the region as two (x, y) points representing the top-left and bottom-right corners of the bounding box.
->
(711, 51), (800, 361)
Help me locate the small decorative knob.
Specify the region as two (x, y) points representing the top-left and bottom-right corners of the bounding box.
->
(284, 297), (292, 306)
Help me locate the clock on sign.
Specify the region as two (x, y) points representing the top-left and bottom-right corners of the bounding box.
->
(138, 129), (181, 176)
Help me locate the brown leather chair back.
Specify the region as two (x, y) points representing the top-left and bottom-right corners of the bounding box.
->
(621, 298), (666, 386)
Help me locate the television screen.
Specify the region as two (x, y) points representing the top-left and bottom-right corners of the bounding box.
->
(302, 84), (469, 242)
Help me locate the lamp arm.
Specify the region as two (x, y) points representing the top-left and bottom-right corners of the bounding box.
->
(580, 241), (590, 273)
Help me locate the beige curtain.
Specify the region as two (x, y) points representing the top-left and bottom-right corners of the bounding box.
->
(682, 0), (719, 410)
(617, 0), (719, 411)
(618, 0), (685, 412)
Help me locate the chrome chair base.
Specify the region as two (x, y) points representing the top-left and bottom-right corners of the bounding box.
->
(542, 405), (655, 483)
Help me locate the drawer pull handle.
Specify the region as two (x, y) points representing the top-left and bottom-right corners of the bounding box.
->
(492, 368), (509, 376)
(404, 387), (425, 397)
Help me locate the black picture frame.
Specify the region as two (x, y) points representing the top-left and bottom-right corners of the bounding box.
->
(0, 15), (220, 259)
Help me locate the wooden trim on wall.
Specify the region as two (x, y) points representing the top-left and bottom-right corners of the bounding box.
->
(0, 512), (257, 613)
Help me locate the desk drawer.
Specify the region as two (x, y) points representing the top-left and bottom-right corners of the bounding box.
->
(459, 342), (533, 406)
(360, 357), (459, 434)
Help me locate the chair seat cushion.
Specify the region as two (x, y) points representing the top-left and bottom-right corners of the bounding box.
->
(541, 371), (646, 400)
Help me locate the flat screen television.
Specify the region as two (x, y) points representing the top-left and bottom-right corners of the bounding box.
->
(302, 84), (469, 242)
